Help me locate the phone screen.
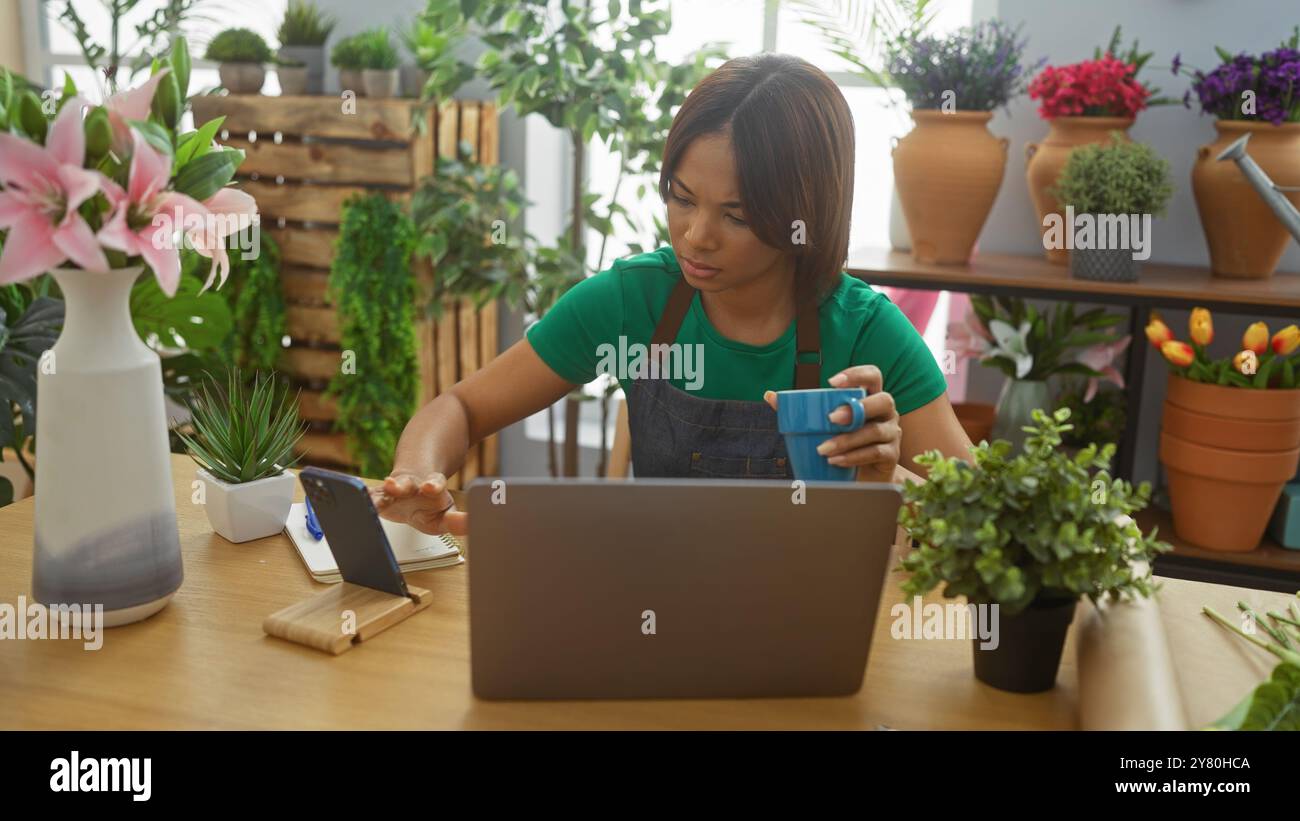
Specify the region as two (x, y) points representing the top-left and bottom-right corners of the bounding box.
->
(299, 466), (410, 598)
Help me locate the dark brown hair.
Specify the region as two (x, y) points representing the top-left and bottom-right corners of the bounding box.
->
(659, 53), (856, 307)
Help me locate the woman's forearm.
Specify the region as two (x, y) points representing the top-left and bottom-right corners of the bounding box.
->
(389, 393), (472, 479)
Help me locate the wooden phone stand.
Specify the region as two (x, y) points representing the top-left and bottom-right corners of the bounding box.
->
(264, 583), (433, 655)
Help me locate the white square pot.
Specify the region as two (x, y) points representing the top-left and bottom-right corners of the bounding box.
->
(197, 467), (295, 543)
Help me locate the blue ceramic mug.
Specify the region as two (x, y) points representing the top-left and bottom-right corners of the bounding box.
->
(776, 387), (868, 481)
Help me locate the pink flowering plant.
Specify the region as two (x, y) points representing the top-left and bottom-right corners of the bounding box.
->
(0, 37), (256, 295)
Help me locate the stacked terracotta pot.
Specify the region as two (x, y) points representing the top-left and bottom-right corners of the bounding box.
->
(1159, 375), (1300, 551)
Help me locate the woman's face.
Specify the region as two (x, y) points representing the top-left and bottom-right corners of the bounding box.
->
(666, 131), (792, 294)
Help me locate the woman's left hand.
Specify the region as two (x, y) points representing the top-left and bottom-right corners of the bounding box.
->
(763, 364), (901, 483)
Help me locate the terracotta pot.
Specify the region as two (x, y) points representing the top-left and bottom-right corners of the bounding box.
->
(1160, 432), (1300, 552)
(1192, 121), (1300, 279)
(1162, 402), (1300, 452)
(893, 110), (1008, 265)
(1025, 116), (1134, 265)
(1165, 372), (1300, 422)
(952, 402), (996, 445)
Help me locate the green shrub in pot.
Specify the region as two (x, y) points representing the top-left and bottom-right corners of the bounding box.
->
(278, 0), (336, 93)
(331, 33), (367, 95)
(897, 406), (1171, 692)
(206, 28), (273, 94)
(1049, 134), (1173, 282)
(358, 27), (401, 98)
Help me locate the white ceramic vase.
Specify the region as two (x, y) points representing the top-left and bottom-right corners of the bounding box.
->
(32, 266), (184, 627)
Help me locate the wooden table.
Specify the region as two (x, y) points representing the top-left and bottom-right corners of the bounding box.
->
(0, 454), (1290, 730)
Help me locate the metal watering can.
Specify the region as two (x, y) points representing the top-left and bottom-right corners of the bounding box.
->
(1216, 134), (1300, 245)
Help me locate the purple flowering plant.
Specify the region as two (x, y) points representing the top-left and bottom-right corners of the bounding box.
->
(884, 19), (1044, 111)
(1173, 27), (1300, 124)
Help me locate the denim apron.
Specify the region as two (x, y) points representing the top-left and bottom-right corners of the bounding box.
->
(624, 277), (822, 479)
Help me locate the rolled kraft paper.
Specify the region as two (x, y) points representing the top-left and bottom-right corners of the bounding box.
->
(1077, 591), (1188, 730)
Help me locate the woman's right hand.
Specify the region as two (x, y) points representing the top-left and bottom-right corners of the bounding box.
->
(370, 471), (469, 536)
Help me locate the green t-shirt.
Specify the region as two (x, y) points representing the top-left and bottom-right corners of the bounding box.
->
(525, 245), (948, 415)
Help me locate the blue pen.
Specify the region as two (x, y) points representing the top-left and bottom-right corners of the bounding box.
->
(304, 496), (324, 541)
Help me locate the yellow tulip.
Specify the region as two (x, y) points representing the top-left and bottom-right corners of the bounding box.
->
(1161, 340), (1195, 367)
(1272, 325), (1300, 356)
(1189, 307), (1213, 346)
(1242, 322), (1270, 355)
(1233, 350), (1259, 376)
(1145, 315), (1173, 348)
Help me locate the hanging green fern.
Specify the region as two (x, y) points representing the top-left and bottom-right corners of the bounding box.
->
(325, 193), (419, 478)
(227, 229), (287, 374)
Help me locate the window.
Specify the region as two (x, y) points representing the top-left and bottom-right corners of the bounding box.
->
(21, 0), (286, 103)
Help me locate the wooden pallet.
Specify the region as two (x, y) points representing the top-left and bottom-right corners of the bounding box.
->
(190, 94), (500, 490)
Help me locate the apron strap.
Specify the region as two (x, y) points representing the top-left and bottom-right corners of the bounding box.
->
(651, 277), (823, 390)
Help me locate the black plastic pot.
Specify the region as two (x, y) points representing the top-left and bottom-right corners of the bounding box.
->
(971, 597), (1077, 693)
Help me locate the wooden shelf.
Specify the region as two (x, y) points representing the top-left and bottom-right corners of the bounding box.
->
(847, 247), (1300, 317)
(1137, 507), (1300, 580)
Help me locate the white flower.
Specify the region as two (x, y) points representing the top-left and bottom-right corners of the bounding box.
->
(989, 319), (1034, 379)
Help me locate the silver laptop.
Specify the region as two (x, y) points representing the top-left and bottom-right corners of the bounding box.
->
(467, 479), (902, 700)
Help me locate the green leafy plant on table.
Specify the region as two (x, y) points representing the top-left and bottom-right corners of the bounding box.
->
(174, 367), (308, 543)
(898, 407), (1171, 616)
(327, 194), (420, 479)
(1203, 596), (1300, 730)
(1049, 134), (1173, 216)
(174, 367), (307, 484)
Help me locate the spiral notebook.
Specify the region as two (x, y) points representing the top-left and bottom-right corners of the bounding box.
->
(283, 502), (464, 584)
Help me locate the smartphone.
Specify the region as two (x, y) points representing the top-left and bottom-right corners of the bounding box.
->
(298, 466), (410, 598)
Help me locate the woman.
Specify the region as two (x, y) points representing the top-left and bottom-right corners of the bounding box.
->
(374, 53), (972, 536)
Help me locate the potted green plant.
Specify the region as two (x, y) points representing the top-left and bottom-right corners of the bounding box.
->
(206, 28), (273, 95)
(330, 33), (366, 95)
(358, 27), (401, 99)
(175, 368), (308, 543)
(1050, 134), (1173, 282)
(398, 18), (433, 99)
(899, 407), (1171, 693)
(276, 55), (309, 95)
(1056, 379), (1127, 453)
(953, 295), (1127, 452)
(277, 0), (335, 94)
(1147, 310), (1300, 552)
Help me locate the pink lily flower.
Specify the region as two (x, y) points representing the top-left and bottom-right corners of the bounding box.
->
(1076, 335), (1131, 402)
(187, 186), (259, 294)
(0, 97), (109, 283)
(97, 129), (210, 297)
(104, 69), (170, 157)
